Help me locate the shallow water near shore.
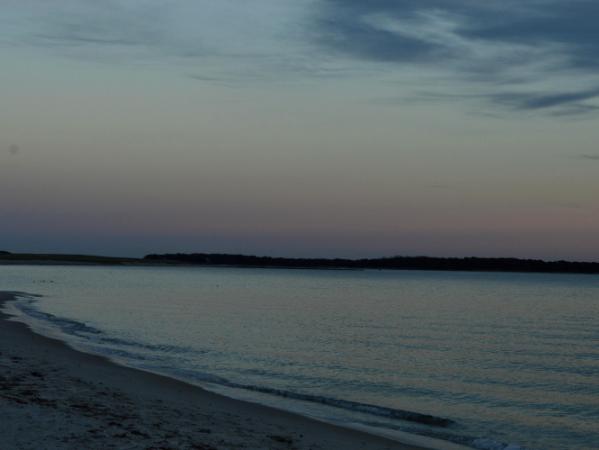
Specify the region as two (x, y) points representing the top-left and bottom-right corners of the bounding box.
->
(2, 265), (599, 449)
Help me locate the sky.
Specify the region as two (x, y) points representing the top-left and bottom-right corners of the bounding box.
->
(1, 0), (599, 260)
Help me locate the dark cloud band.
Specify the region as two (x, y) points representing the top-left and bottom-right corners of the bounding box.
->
(314, 0), (599, 114)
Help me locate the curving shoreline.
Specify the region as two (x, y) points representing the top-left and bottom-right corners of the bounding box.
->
(0, 291), (470, 450)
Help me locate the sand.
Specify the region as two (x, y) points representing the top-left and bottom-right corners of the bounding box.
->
(0, 291), (466, 450)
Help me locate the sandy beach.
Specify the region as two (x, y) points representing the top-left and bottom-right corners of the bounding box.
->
(0, 291), (463, 450)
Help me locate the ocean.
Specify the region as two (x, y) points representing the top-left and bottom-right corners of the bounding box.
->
(1, 265), (598, 449)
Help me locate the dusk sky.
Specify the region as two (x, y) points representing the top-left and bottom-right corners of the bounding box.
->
(1, 0), (599, 260)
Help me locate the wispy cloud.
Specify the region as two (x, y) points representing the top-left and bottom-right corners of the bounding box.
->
(3, 0), (599, 115)
(314, 0), (599, 73)
(1, 0), (313, 79)
(489, 88), (599, 113)
(4, 1), (167, 50)
(380, 87), (599, 117)
(313, 0), (599, 115)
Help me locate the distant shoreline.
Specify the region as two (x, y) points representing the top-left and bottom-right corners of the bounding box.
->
(1, 251), (599, 275)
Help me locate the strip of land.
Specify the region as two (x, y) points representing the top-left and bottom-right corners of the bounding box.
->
(0, 291), (467, 450)
(1, 251), (599, 274)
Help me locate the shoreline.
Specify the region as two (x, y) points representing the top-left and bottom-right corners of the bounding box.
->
(0, 291), (469, 450)
(3, 260), (599, 281)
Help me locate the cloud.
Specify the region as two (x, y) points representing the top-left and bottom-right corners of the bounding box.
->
(4, 0), (599, 114)
(33, 2), (165, 47)
(579, 154), (599, 161)
(313, 0), (599, 115)
(486, 88), (599, 115)
(4, 0), (201, 62)
(1, 0), (313, 80)
(383, 87), (599, 116)
(315, 0), (599, 72)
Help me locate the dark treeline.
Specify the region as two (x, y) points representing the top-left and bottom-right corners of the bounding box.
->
(3, 251), (598, 274)
(143, 253), (599, 274)
(0, 252), (140, 265)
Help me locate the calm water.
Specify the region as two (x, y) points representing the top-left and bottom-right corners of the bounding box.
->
(1, 265), (599, 449)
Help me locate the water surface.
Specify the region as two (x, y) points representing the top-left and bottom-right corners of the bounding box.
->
(2, 265), (598, 449)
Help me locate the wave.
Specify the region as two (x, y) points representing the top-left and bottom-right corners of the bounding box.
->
(214, 381), (453, 426)
(355, 420), (525, 450)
